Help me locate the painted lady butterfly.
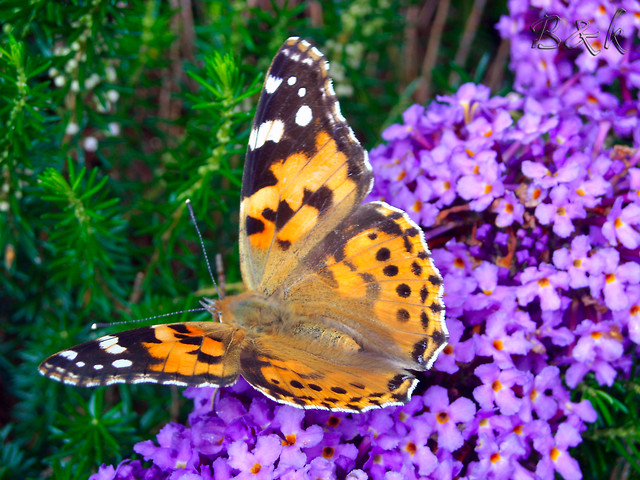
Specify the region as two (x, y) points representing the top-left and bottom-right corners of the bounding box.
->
(39, 37), (448, 412)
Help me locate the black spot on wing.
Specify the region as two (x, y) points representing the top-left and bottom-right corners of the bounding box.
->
(262, 207), (277, 222)
(412, 338), (429, 365)
(397, 308), (410, 322)
(277, 239), (292, 251)
(429, 302), (444, 314)
(388, 374), (408, 392)
(303, 185), (334, 215)
(383, 265), (399, 277)
(376, 248), (391, 262)
(246, 216), (265, 236)
(420, 285), (429, 303)
(411, 261), (422, 277)
(275, 200), (295, 229)
(431, 329), (448, 347)
(396, 283), (411, 298)
(420, 311), (429, 329)
(168, 324), (191, 334)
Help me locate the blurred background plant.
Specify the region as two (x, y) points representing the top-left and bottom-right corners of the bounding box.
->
(1, 1), (637, 479)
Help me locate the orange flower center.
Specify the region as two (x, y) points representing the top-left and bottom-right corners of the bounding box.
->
(282, 434), (297, 446)
(405, 442), (417, 455)
(322, 446), (335, 459)
(436, 412), (449, 424)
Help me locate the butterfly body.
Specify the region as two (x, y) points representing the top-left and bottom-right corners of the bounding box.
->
(39, 37), (448, 412)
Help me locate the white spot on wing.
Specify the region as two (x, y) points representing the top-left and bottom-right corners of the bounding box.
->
(108, 344), (127, 354)
(249, 120), (285, 150)
(265, 75), (283, 94)
(326, 79), (336, 96)
(112, 359), (133, 368)
(99, 335), (127, 354)
(302, 57), (313, 65)
(295, 105), (312, 127)
(76, 361), (85, 367)
(332, 103), (346, 122)
(287, 76), (297, 86)
(93, 364), (104, 370)
(298, 87), (306, 97)
(99, 335), (117, 348)
(60, 350), (78, 360)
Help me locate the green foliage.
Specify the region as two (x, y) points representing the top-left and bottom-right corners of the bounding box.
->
(2, 1), (631, 479)
(578, 367), (640, 480)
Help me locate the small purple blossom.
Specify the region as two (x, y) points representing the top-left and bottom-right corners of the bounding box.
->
(602, 197), (640, 249)
(517, 264), (570, 311)
(423, 386), (476, 451)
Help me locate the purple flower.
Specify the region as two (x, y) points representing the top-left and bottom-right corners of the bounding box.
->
(566, 320), (624, 387)
(457, 155), (505, 211)
(399, 418), (437, 476)
(520, 366), (561, 421)
(552, 235), (592, 289)
(629, 168), (640, 203)
(422, 386), (476, 451)
(534, 185), (586, 238)
(228, 435), (282, 480)
(521, 158), (581, 189)
(134, 423), (198, 472)
(474, 364), (531, 416)
(588, 248), (640, 311)
(474, 433), (528, 480)
(433, 317), (474, 373)
(534, 422), (583, 480)
(475, 312), (532, 368)
(275, 407), (323, 468)
(382, 104), (426, 141)
(602, 197), (640, 249)
(493, 190), (525, 227)
(517, 264), (570, 311)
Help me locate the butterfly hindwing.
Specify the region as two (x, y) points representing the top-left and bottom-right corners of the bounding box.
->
(239, 334), (417, 412)
(239, 37), (373, 294)
(38, 322), (243, 387)
(285, 201), (448, 372)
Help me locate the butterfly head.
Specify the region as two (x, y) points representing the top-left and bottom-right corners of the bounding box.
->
(200, 297), (222, 322)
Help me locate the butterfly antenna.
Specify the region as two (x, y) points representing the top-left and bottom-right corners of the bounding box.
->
(186, 199), (223, 299)
(91, 308), (207, 330)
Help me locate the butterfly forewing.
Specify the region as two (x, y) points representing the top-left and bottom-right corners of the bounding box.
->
(39, 323), (242, 387)
(239, 37), (373, 293)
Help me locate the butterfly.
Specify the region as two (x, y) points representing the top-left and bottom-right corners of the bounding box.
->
(39, 37), (448, 412)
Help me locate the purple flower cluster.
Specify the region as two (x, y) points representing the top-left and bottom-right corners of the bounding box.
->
(91, 2), (639, 479)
